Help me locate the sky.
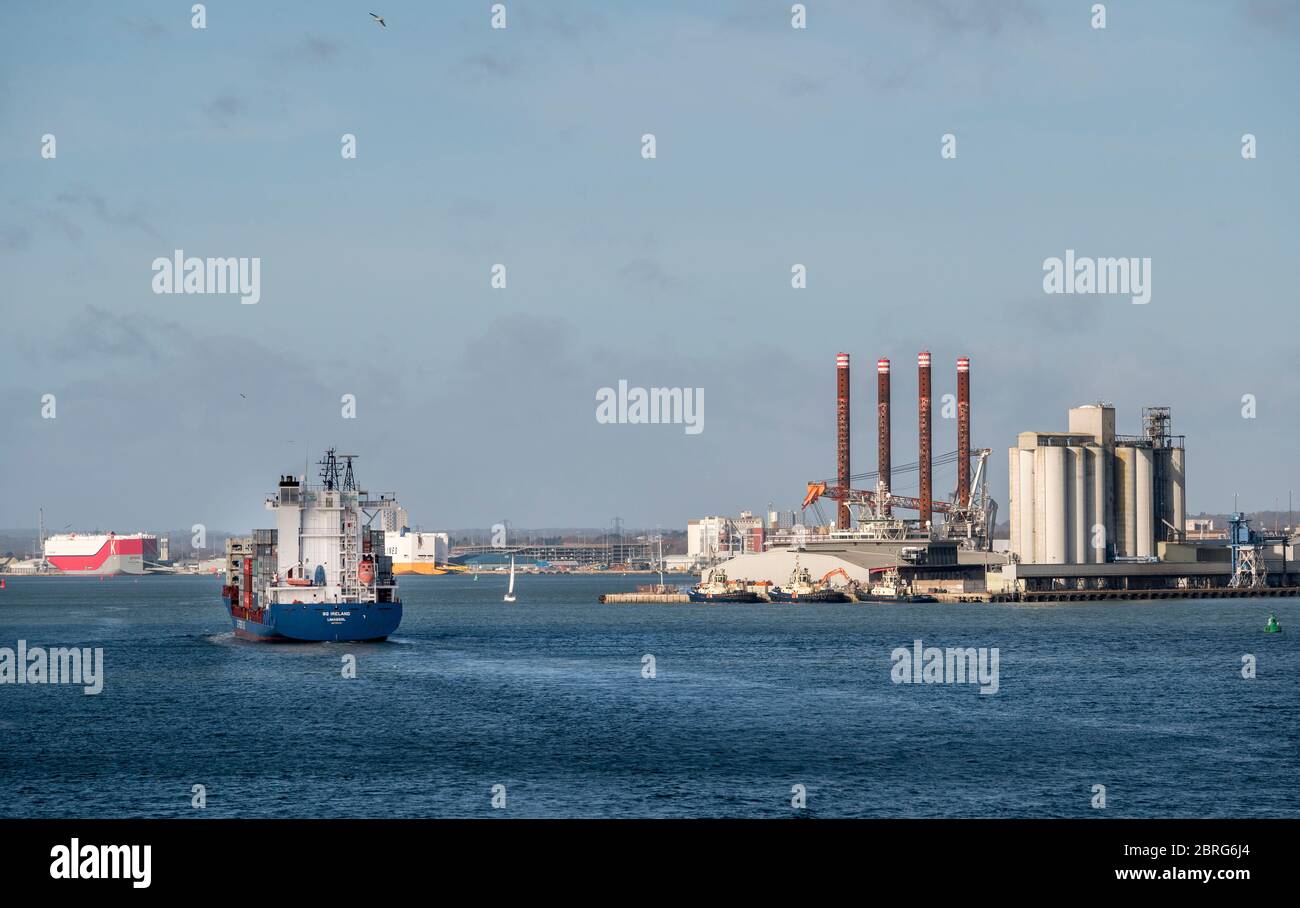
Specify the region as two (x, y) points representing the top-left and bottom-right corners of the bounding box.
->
(1, 0), (1298, 535)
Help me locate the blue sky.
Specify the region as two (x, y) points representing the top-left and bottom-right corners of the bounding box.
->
(1, 0), (1298, 533)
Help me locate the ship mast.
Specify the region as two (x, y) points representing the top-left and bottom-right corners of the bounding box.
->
(319, 447), (342, 491)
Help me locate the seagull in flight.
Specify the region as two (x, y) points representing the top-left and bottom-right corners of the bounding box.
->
(370, 12), (386, 27)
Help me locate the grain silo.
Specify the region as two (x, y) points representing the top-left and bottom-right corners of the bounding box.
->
(1017, 447), (1035, 560)
(1009, 404), (1184, 565)
(1086, 445), (1110, 562)
(1114, 445), (1137, 558)
(1142, 407), (1187, 544)
(1134, 445), (1155, 557)
(1068, 446), (1088, 564)
(1042, 445), (1068, 563)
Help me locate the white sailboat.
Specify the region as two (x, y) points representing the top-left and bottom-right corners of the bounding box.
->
(503, 556), (517, 602)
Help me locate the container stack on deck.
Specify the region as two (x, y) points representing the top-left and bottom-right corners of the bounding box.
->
(365, 528), (396, 600)
(223, 531), (278, 617)
(254, 529), (277, 599)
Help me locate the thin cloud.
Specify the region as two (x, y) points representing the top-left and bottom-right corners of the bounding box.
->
(54, 187), (160, 238)
(203, 93), (248, 124)
(461, 52), (522, 79)
(290, 36), (344, 64)
(0, 226), (31, 252)
(1241, 0), (1300, 32)
(617, 259), (681, 292)
(891, 0), (1043, 36)
(116, 17), (167, 40)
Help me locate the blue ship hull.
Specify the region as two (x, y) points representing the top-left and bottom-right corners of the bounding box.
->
(224, 597), (401, 642)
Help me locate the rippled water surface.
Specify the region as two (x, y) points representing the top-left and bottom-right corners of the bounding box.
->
(1, 574), (1296, 817)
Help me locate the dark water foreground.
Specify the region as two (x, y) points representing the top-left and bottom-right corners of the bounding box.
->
(0, 574), (1295, 818)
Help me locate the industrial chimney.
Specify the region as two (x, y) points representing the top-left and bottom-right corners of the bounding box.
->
(918, 351), (932, 530)
(877, 358), (891, 516)
(836, 353), (851, 530)
(957, 356), (970, 508)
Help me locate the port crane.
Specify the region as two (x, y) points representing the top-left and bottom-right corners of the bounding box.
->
(1227, 512), (1291, 588)
(802, 448), (996, 549)
(941, 449), (998, 549)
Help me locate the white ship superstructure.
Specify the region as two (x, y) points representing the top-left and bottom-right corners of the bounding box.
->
(262, 450), (400, 606)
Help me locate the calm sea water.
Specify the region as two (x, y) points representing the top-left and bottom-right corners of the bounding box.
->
(0, 574), (1296, 818)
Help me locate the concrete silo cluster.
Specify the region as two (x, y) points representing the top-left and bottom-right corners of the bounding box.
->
(1009, 405), (1186, 564)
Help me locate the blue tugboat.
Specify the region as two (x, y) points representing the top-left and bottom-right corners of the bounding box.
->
(221, 449), (403, 642)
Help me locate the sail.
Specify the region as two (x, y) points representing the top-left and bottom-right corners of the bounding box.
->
(507, 557), (515, 594)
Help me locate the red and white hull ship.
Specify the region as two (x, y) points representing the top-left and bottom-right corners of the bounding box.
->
(43, 532), (159, 575)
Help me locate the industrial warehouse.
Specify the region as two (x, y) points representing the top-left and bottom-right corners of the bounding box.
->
(695, 353), (1297, 602)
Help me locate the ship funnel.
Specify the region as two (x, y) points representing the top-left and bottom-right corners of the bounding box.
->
(836, 353), (851, 530)
(957, 356), (971, 508)
(918, 351), (932, 529)
(877, 358), (891, 516)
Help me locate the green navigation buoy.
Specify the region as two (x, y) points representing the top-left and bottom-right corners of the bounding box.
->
(1265, 613), (1281, 634)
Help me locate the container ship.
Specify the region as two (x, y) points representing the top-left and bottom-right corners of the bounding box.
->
(221, 449), (402, 642)
(43, 532), (158, 575)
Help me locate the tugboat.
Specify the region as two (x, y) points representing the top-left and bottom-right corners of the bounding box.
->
(769, 558), (850, 603)
(1265, 613), (1281, 634)
(858, 567), (937, 604)
(221, 449), (403, 642)
(688, 569), (760, 603)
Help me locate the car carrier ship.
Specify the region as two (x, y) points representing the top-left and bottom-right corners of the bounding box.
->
(221, 449), (402, 642)
(43, 532), (159, 575)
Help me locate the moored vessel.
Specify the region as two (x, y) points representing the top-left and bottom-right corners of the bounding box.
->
(43, 532), (159, 575)
(688, 569), (761, 603)
(858, 567), (937, 604)
(220, 449), (403, 642)
(769, 558), (850, 602)
(384, 527), (455, 575)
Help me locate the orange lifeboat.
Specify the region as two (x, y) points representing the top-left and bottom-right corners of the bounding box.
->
(285, 577), (313, 587)
(357, 561), (376, 585)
